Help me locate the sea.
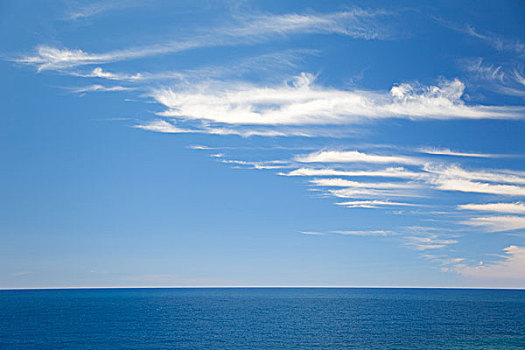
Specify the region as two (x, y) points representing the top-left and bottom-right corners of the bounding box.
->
(0, 288), (524, 349)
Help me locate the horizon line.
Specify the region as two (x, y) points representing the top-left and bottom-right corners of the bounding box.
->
(1, 285), (524, 291)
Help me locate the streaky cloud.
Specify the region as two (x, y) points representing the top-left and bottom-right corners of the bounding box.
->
(71, 84), (135, 93)
(295, 150), (423, 165)
(331, 230), (393, 236)
(18, 9), (394, 71)
(404, 235), (458, 250)
(458, 202), (525, 214)
(279, 167), (424, 179)
(462, 216), (525, 232)
(151, 75), (524, 134)
(335, 200), (419, 209)
(453, 245), (525, 283)
(418, 147), (501, 158)
(310, 178), (417, 189)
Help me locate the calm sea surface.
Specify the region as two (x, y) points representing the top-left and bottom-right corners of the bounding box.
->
(0, 288), (524, 349)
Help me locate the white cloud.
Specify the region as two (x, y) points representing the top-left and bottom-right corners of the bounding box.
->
(71, 49), (318, 84)
(404, 235), (458, 250)
(432, 178), (525, 196)
(18, 46), (111, 72)
(425, 164), (525, 185)
(73, 67), (146, 81)
(462, 216), (525, 232)
(71, 84), (134, 93)
(219, 159), (289, 170)
(329, 187), (418, 199)
(18, 10), (393, 71)
(134, 120), (309, 137)
(300, 231), (324, 236)
(134, 120), (199, 134)
(461, 58), (525, 97)
(332, 230), (392, 236)
(295, 150), (423, 165)
(310, 178), (416, 189)
(464, 25), (525, 54)
(151, 76), (523, 132)
(454, 245), (525, 283)
(229, 9), (393, 40)
(279, 167), (424, 179)
(458, 202), (525, 214)
(336, 200), (418, 208)
(188, 145), (213, 150)
(64, 0), (141, 20)
(418, 147), (499, 158)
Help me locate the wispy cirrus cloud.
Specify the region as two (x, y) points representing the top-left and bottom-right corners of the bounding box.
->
(70, 84), (135, 93)
(134, 119), (314, 137)
(64, 0), (142, 20)
(72, 67), (147, 81)
(462, 216), (525, 232)
(404, 235), (458, 250)
(279, 167), (424, 179)
(72, 49), (314, 83)
(460, 58), (525, 97)
(463, 25), (525, 54)
(458, 202), (525, 214)
(18, 9), (394, 71)
(310, 178), (417, 189)
(295, 150), (423, 165)
(149, 75), (524, 136)
(431, 178), (525, 196)
(453, 245), (525, 283)
(424, 164), (525, 186)
(332, 230), (393, 236)
(418, 147), (501, 158)
(335, 200), (419, 209)
(219, 146), (525, 213)
(281, 167), (416, 177)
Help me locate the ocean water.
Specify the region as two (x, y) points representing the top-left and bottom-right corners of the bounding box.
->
(0, 288), (524, 349)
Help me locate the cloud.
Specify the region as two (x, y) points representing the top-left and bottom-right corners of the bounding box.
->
(462, 216), (525, 232)
(18, 9), (394, 71)
(462, 58), (505, 82)
(71, 84), (134, 93)
(310, 178), (417, 189)
(300, 231), (324, 236)
(425, 164), (525, 185)
(418, 147), (499, 158)
(219, 159), (289, 170)
(332, 230), (393, 236)
(228, 9), (394, 40)
(188, 145), (213, 150)
(454, 245), (525, 282)
(295, 150), (423, 165)
(279, 167), (424, 179)
(464, 25), (525, 54)
(404, 235), (458, 250)
(73, 67), (146, 81)
(458, 202), (525, 214)
(134, 119), (311, 137)
(329, 187), (418, 199)
(64, 0), (142, 20)
(335, 200), (418, 208)
(150, 75), (523, 134)
(432, 178), (525, 196)
(461, 58), (525, 97)
(72, 50), (312, 83)
(134, 120), (199, 134)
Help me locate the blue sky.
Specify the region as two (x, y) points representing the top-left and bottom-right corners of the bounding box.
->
(1, 0), (525, 289)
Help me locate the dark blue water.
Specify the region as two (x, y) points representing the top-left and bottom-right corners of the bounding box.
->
(1, 288), (524, 349)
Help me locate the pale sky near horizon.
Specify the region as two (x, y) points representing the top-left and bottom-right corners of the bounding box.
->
(1, 0), (525, 289)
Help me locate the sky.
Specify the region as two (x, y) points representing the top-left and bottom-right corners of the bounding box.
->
(1, 0), (525, 289)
